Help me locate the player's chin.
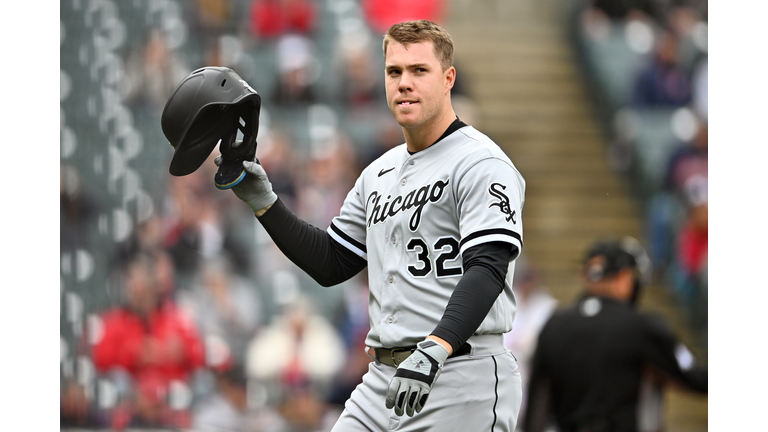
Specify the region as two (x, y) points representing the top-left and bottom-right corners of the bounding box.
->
(391, 108), (419, 126)
(393, 116), (421, 129)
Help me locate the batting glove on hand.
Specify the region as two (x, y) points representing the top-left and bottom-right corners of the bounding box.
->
(215, 150), (277, 214)
(385, 339), (450, 417)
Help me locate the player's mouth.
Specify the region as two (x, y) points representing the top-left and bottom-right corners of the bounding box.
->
(397, 100), (418, 107)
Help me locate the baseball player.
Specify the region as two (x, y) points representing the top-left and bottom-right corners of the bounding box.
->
(216, 20), (526, 430)
(522, 237), (708, 432)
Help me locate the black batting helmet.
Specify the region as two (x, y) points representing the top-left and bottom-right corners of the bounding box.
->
(161, 66), (261, 176)
(582, 236), (652, 305)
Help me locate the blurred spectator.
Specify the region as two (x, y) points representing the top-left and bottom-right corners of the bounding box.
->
(277, 383), (343, 432)
(192, 363), (290, 432)
(199, 32), (262, 91)
(92, 252), (206, 429)
(202, 34), (225, 68)
(187, 0), (235, 42)
(156, 246), (180, 302)
(178, 257), (263, 364)
(162, 166), (252, 282)
(676, 178), (707, 279)
(665, 4), (706, 43)
(60, 163), (98, 251)
(645, 120), (707, 274)
(122, 28), (191, 116)
(671, 175), (707, 332)
(361, 0), (445, 34)
(578, 0), (656, 45)
(595, 0), (665, 21)
(60, 379), (100, 428)
(664, 121), (707, 195)
(245, 295), (346, 403)
(201, 148), (262, 277)
(333, 272), (370, 351)
(256, 128), (301, 210)
(295, 133), (360, 228)
(631, 28), (692, 108)
(357, 120), (405, 168)
(249, 0), (317, 40)
(272, 34), (318, 105)
(691, 54), (708, 121)
(130, 214), (166, 257)
(326, 272), (372, 408)
(330, 34), (383, 108)
(502, 256), (557, 427)
(113, 215), (168, 282)
(325, 343), (372, 410)
(582, 0), (705, 30)
(163, 173), (208, 279)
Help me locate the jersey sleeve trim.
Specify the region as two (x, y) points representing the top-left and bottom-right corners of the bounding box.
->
(460, 228), (522, 258)
(328, 222), (367, 260)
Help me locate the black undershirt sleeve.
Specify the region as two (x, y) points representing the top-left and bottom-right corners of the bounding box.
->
(256, 198), (367, 286)
(430, 241), (515, 352)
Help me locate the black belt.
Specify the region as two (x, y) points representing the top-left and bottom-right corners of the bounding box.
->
(369, 343), (472, 367)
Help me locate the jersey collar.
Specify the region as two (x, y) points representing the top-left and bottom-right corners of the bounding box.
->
(407, 117), (468, 155)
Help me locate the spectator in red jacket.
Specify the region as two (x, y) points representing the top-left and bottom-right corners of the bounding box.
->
(361, 0), (445, 34)
(249, 0), (316, 40)
(93, 252), (206, 428)
(674, 176), (707, 301)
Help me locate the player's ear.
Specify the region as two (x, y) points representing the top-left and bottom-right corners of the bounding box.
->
(445, 66), (456, 92)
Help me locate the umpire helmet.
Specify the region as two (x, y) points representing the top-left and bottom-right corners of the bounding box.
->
(161, 67), (261, 176)
(582, 237), (652, 305)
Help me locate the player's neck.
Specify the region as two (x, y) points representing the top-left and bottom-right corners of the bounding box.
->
(403, 107), (457, 153)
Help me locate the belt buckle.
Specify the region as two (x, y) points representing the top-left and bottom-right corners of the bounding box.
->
(390, 347), (413, 367)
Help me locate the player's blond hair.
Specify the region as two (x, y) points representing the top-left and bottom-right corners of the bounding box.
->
(382, 20), (454, 71)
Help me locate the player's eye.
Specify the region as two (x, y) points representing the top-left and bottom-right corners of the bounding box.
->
(388, 69), (401, 77)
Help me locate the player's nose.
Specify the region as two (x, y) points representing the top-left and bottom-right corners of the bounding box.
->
(398, 73), (414, 92)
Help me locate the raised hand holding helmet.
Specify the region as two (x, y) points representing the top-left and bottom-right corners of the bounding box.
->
(214, 152), (277, 214)
(161, 66), (260, 190)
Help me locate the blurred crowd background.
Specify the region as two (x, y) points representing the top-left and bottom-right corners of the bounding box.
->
(60, 0), (706, 431)
(565, 0), (707, 342)
(551, 4), (709, 425)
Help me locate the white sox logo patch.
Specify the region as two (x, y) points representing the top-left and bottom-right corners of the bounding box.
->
(367, 179), (449, 231)
(489, 182), (516, 224)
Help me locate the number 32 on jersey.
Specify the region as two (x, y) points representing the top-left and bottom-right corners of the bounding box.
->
(406, 236), (462, 278)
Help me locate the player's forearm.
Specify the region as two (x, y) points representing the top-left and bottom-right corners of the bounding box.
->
(430, 242), (513, 352)
(257, 198), (367, 286)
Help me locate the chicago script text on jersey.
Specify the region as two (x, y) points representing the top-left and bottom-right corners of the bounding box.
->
(366, 179), (450, 231)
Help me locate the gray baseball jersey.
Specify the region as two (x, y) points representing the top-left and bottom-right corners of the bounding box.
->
(328, 125), (525, 349)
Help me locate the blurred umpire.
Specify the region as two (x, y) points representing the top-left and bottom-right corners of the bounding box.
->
(522, 237), (707, 432)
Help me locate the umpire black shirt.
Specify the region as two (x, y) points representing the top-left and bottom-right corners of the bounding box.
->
(523, 294), (707, 432)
